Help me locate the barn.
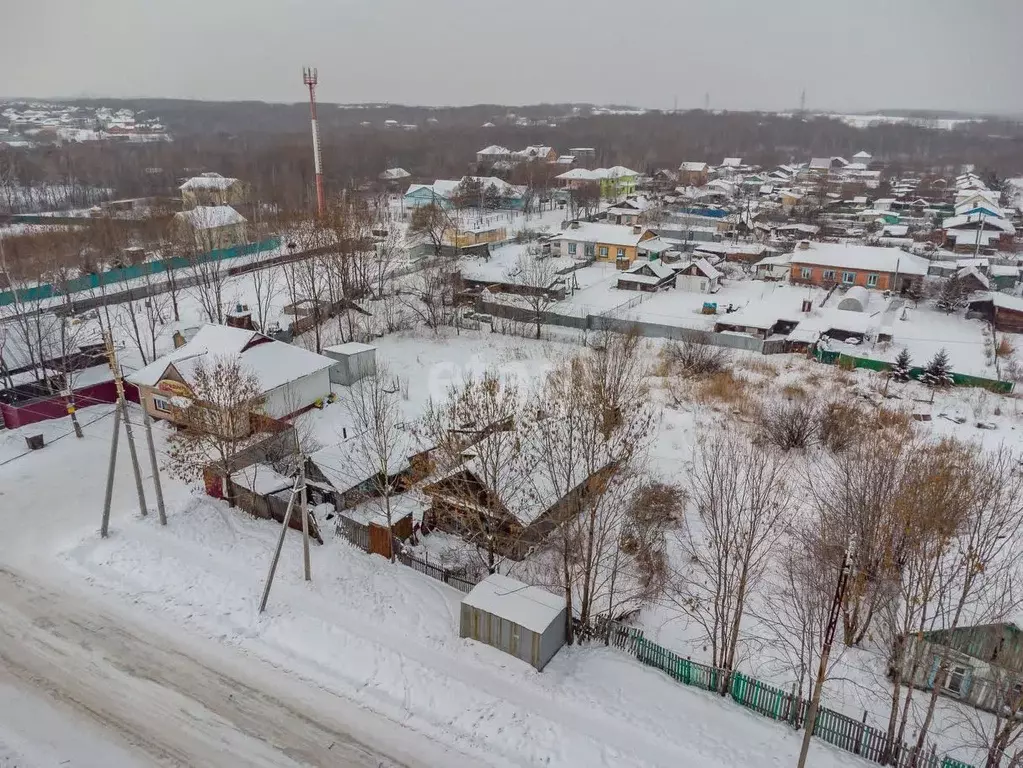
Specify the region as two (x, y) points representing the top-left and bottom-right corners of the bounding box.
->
(460, 574), (567, 671)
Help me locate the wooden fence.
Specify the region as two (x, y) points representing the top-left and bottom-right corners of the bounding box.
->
(605, 622), (974, 768)
(335, 514), (370, 552)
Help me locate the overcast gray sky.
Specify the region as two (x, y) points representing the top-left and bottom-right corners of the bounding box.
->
(4, 0), (1022, 114)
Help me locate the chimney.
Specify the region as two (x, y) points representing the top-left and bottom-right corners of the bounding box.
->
(570, 220), (580, 229)
(798, 239), (811, 250)
(172, 330), (186, 348)
(633, 225), (642, 235)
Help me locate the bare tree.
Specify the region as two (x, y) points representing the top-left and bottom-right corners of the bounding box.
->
(910, 444), (1023, 764)
(671, 430), (792, 692)
(420, 369), (531, 575)
(174, 208), (232, 324)
(250, 265), (279, 333)
(165, 355), (263, 507)
(342, 367), (410, 562)
(401, 261), (452, 332)
(504, 247), (559, 340)
(409, 203), (452, 258)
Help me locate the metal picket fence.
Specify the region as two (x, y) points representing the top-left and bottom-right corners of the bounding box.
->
(394, 549), (480, 594)
(605, 622), (974, 768)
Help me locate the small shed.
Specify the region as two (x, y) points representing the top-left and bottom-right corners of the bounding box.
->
(459, 574), (566, 671)
(324, 342), (377, 386)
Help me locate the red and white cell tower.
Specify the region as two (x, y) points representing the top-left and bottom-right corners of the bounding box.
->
(302, 67), (326, 217)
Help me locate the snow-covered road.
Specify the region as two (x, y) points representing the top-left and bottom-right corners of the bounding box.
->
(0, 566), (468, 767)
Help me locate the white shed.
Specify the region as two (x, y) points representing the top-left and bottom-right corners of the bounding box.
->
(460, 574), (567, 671)
(324, 342), (378, 386)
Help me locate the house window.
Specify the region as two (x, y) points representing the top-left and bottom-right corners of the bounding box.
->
(944, 665), (970, 695)
(617, 248), (626, 259)
(842, 271), (856, 284)
(153, 396), (170, 413)
(568, 242), (577, 255)
(598, 246), (609, 258)
(822, 270), (835, 280)
(585, 244), (595, 257)
(800, 267), (812, 280)
(866, 273), (879, 287)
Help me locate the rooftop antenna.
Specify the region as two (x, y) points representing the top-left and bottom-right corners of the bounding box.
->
(303, 67), (325, 217)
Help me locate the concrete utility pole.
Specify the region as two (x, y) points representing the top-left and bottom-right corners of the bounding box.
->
(796, 537), (856, 768)
(143, 414), (167, 526)
(100, 402), (122, 538)
(105, 331), (147, 518)
(299, 459), (311, 582)
(259, 477), (300, 613)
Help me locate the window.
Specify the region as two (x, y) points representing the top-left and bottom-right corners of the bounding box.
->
(945, 665), (969, 695)
(866, 273), (879, 287)
(153, 396), (170, 413)
(568, 242), (577, 255)
(617, 248), (626, 259)
(800, 267), (812, 280)
(842, 271), (856, 284)
(598, 246), (609, 258)
(584, 244), (595, 257)
(822, 270), (835, 280)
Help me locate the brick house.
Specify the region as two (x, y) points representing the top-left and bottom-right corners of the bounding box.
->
(789, 241), (929, 293)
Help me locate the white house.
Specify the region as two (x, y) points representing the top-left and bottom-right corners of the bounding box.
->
(128, 324), (335, 430)
(753, 252), (793, 281)
(675, 258), (722, 293)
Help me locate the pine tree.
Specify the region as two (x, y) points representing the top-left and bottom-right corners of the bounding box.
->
(920, 348), (954, 401)
(891, 349), (912, 383)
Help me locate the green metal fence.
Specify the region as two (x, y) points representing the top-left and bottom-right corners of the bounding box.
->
(605, 622), (975, 768)
(814, 348), (1013, 394)
(0, 237), (280, 307)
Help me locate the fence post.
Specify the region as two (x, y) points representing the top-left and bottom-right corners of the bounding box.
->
(855, 710), (867, 755)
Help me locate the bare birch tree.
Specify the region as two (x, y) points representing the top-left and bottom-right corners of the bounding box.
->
(671, 430), (792, 692)
(250, 265), (279, 333)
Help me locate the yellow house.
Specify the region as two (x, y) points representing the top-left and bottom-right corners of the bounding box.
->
(551, 222), (657, 268)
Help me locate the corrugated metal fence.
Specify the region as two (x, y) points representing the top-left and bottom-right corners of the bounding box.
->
(606, 622), (973, 768)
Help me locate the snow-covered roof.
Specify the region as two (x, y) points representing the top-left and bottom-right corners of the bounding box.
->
(790, 242), (930, 276)
(623, 259), (674, 279)
(324, 341), (376, 356)
(179, 173), (238, 191)
(683, 258), (723, 280)
(956, 266), (990, 289)
(173, 205), (246, 229)
(127, 324), (335, 394)
(550, 222), (653, 247)
(990, 264), (1020, 278)
(754, 252), (793, 268)
(694, 242), (767, 257)
(942, 213), (1014, 234)
(971, 292), (1023, 313)
(379, 167), (411, 180)
(230, 463), (292, 496)
(309, 430), (417, 492)
(461, 574), (563, 634)
(852, 151), (872, 160)
(679, 162), (708, 172)
(809, 157), (833, 170)
(721, 157), (742, 167)
(477, 145), (511, 156)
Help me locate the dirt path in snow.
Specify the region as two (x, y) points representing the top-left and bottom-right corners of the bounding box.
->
(0, 566), (450, 767)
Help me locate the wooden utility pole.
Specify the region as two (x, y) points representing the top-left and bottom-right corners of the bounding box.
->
(796, 537), (856, 768)
(104, 331), (147, 519)
(259, 477), (300, 613)
(299, 458), (311, 582)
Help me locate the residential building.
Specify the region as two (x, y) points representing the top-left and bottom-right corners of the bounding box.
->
(606, 196), (651, 226)
(549, 222), (657, 268)
(179, 172), (248, 208)
(171, 205), (248, 250)
(404, 177), (527, 210)
(896, 623), (1023, 715)
(788, 241), (929, 292)
(675, 259), (722, 293)
(753, 252), (793, 281)
(554, 166), (639, 200)
(127, 324), (335, 435)
(942, 212), (1016, 253)
(476, 145), (513, 164)
(515, 145), (557, 162)
(678, 161), (709, 186)
(616, 259), (676, 292)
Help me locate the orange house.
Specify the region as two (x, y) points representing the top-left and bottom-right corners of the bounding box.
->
(788, 242), (929, 292)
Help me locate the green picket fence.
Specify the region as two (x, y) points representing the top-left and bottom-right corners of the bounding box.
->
(0, 237), (280, 307)
(605, 622), (975, 768)
(814, 348), (1013, 394)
